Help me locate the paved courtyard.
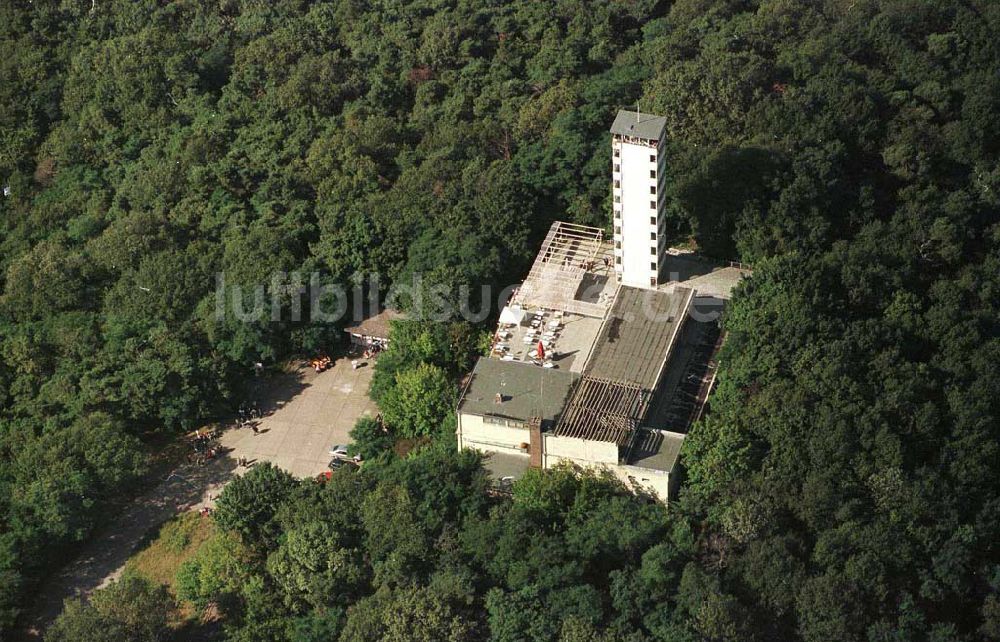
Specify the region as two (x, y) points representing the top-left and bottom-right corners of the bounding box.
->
(219, 356), (378, 478)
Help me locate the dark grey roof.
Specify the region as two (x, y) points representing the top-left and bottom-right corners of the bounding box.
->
(585, 286), (694, 390)
(458, 358), (579, 424)
(610, 110), (667, 140)
(627, 429), (684, 472)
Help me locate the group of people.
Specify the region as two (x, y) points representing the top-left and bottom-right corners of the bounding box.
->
(310, 354), (333, 372)
(238, 402), (261, 422)
(361, 340), (385, 360)
(190, 430), (221, 465)
(238, 401), (263, 435)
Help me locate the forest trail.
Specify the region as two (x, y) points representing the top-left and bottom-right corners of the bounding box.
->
(18, 456), (234, 640)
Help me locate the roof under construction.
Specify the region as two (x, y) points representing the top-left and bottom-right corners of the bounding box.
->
(585, 286), (694, 389)
(552, 376), (650, 445)
(549, 285), (695, 446)
(513, 221), (615, 318)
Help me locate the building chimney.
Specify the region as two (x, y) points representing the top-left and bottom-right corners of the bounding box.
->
(528, 416), (542, 468)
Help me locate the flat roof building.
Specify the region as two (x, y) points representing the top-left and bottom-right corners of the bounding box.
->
(458, 109), (749, 503)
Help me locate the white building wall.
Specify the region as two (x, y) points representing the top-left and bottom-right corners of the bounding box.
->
(458, 413), (676, 503)
(619, 465), (672, 502)
(541, 454), (673, 503)
(542, 434), (619, 466)
(457, 413), (529, 456)
(613, 136), (663, 288)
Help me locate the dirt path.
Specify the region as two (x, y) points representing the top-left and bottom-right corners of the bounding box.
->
(18, 456), (235, 640)
(17, 358), (377, 640)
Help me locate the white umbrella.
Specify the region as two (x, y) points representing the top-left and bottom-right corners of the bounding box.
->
(498, 305), (525, 325)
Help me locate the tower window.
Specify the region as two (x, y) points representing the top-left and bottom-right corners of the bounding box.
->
(615, 241), (621, 249)
(650, 200), (656, 209)
(614, 180), (620, 188)
(614, 164), (620, 172)
(650, 262), (657, 270)
(649, 170), (656, 179)
(650, 232), (656, 241)
(650, 247), (656, 255)
(650, 277), (657, 286)
(615, 256), (621, 264)
(649, 185), (656, 195)
(650, 216), (656, 225)
(614, 149), (620, 158)
(614, 226), (621, 235)
(649, 154), (656, 163)
(614, 195), (620, 203)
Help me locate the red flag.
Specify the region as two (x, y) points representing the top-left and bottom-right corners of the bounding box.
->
(537, 341), (545, 360)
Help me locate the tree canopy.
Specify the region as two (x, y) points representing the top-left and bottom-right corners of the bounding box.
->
(2, 0), (999, 640)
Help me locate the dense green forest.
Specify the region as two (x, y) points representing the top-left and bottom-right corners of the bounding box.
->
(2, 0), (999, 640)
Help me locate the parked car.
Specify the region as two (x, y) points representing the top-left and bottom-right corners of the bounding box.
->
(329, 444), (349, 458)
(328, 458), (358, 471)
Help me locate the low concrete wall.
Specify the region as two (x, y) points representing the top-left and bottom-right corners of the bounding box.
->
(619, 464), (672, 502)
